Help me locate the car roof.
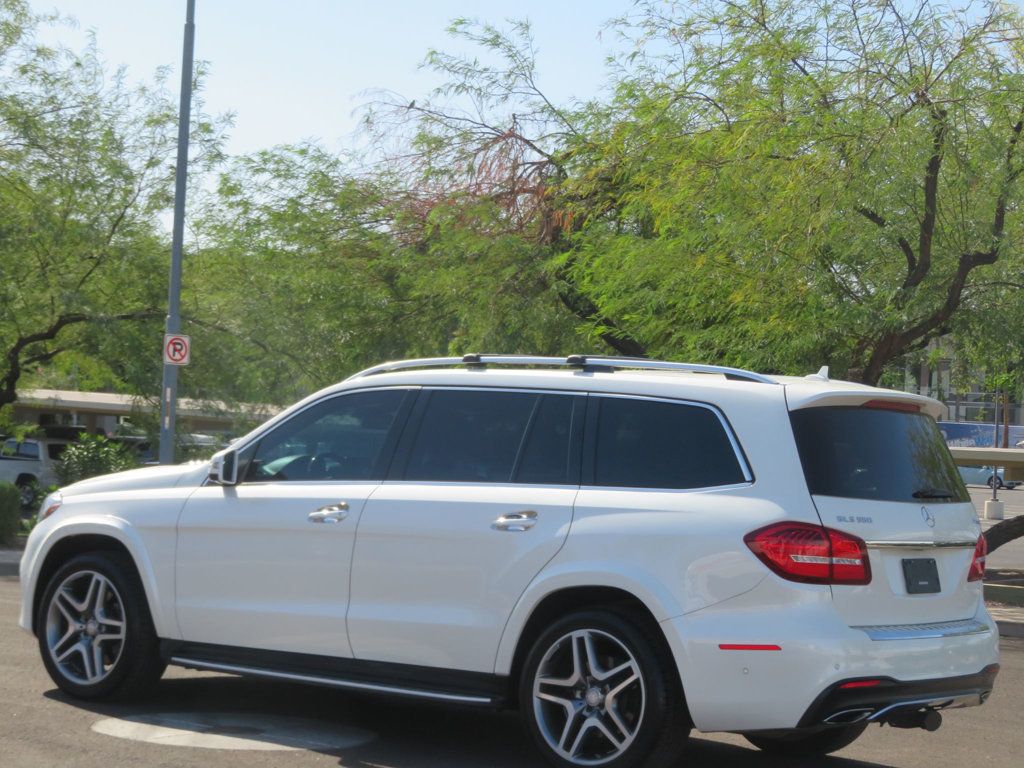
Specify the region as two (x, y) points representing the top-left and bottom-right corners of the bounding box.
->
(224, 358), (944, 454)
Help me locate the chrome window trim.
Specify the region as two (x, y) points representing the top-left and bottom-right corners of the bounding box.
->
(588, 392), (754, 486)
(852, 618), (990, 641)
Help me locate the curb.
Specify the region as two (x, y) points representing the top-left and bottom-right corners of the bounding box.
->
(998, 621), (1024, 639)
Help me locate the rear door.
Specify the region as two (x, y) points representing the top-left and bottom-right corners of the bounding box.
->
(789, 404), (981, 626)
(347, 388), (583, 672)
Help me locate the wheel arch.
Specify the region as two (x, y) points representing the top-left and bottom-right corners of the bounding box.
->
(30, 524), (163, 637)
(499, 582), (686, 713)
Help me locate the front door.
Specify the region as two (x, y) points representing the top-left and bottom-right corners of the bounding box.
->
(175, 387), (413, 657)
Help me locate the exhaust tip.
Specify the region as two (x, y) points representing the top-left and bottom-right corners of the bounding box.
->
(883, 708), (943, 731)
(921, 710), (942, 732)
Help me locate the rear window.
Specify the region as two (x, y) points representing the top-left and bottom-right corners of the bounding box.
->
(591, 397), (747, 489)
(790, 406), (969, 503)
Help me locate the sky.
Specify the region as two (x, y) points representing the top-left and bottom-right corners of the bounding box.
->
(30, 0), (631, 156)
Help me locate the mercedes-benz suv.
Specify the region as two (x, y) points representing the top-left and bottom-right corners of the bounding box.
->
(19, 355), (999, 768)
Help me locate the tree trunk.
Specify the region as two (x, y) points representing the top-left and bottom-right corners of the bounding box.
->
(985, 516), (1024, 554)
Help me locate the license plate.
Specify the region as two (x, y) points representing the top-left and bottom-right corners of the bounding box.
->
(902, 558), (941, 594)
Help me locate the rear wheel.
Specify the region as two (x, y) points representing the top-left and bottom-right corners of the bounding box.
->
(743, 723), (868, 757)
(519, 609), (690, 768)
(16, 476), (36, 509)
(36, 552), (165, 700)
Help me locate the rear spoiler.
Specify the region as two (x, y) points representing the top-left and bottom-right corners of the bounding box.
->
(785, 390), (945, 420)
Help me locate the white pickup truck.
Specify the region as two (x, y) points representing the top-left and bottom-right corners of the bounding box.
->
(0, 436), (72, 507)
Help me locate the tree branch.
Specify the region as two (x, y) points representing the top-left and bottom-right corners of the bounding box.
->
(1, 310), (161, 407)
(906, 106), (947, 290)
(856, 206), (916, 275)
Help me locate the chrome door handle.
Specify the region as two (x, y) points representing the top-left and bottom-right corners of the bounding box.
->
(308, 501), (350, 524)
(492, 510), (538, 532)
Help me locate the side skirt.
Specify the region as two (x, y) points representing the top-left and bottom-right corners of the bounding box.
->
(161, 640), (509, 707)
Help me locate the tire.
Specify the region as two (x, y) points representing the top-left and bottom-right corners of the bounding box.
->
(743, 723), (868, 757)
(987, 476), (1004, 489)
(36, 552), (165, 700)
(519, 609), (690, 768)
(16, 477), (36, 509)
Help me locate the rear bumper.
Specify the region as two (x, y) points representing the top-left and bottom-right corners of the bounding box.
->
(795, 664), (998, 728)
(660, 586), (1000, 732)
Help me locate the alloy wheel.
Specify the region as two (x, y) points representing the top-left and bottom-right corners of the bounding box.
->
(532, 628), (646, 766)
(44, 570), (126, 685)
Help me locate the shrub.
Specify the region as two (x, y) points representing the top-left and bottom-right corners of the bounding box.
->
(0, 482), (20, 546)
(56, 435), (139, 486)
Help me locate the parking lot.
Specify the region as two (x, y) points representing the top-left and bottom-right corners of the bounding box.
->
(0, 551), (1021, 768)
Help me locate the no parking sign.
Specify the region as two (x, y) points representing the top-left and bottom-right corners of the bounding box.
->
(163, 334), (191, 366)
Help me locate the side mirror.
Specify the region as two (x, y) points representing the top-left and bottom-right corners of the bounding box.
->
(209, 449), (238, 486)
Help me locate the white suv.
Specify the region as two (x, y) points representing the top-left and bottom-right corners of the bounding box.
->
(19, 355), (999, 767)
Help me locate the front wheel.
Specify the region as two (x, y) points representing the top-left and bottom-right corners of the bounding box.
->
(743, 723), (868, 757)
(36, 552), (165, 700)
(519, 609), (690, 768)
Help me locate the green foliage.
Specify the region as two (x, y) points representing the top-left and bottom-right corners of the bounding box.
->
(0, 0), (226, 409)
(0, 482), (20, 546)
(56, 435), (138, 486)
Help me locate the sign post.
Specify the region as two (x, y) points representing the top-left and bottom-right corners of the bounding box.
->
(158, 0), (196, 465)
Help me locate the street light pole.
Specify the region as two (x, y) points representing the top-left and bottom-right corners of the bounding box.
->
(159, 0), (196, 465)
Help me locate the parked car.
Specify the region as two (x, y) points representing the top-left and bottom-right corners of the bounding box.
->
(957, 465), (1020, 489)
(0, 431), (77, 507)
(18, 355), (998, 767)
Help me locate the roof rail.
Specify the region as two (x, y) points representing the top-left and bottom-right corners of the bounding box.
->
(346, 354), (777, 384)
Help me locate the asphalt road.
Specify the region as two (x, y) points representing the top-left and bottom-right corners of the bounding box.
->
(0, 557), (1021, 768)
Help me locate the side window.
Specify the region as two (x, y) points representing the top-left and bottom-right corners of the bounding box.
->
(245, 389), (408, 482)
(1, 439), (17, 458)
(19, 441), (40, 459)
(592, 397), (746, 489)
(403, 390), (542, 483)
(514, 394), (577, 484)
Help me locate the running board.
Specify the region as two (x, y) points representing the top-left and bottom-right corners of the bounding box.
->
(162, 640), (506, 707)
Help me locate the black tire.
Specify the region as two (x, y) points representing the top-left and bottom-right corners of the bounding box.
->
(987, 476), (1004, 489)
(519, 609), (690, 768)
(743, 723), (868, 757)
(16, 477), (36, 509)
(36, 552), (165, 700)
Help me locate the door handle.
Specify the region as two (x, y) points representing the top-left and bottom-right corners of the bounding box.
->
(308, 501), (350, 524)
(492, 510), (538, 532)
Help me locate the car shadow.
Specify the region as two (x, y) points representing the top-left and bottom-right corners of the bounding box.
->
(45, 672), (900, 768)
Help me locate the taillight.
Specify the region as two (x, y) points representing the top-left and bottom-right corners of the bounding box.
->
(744, 522), (871, 585)
(967, 535), (987, 582)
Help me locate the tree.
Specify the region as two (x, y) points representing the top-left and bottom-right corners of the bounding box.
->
(0, 1), (223, 409)
(546, 0), (1024, 382)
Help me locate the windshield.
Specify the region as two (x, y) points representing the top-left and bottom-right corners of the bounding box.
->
(790, 406), (969, 503)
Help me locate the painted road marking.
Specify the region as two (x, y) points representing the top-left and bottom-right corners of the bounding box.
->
(91, 712), (375, 752)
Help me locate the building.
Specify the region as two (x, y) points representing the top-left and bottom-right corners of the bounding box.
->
(11, 389), (280, 439)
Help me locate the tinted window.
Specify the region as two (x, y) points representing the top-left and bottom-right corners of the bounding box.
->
(404, 390), (541, 483)
(246, 389), (407, 482)
(592, 397), (746, 489)
(46, 443), (68, 461)
(515, 395), (576, 484)
(2, 439), (39, 459)
(790, 407), (969, 503)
